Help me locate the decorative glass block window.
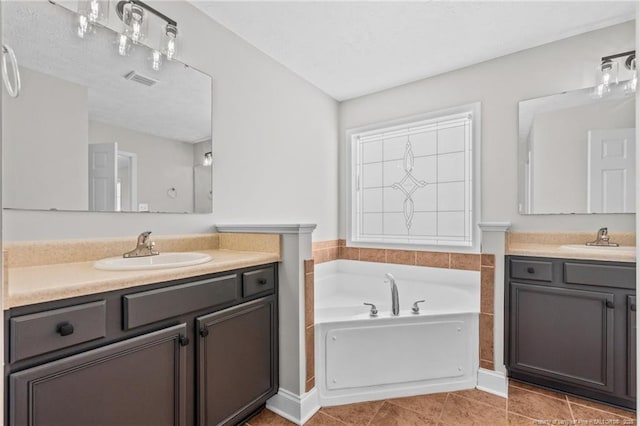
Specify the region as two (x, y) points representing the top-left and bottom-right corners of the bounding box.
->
(349, 103), (480, 248)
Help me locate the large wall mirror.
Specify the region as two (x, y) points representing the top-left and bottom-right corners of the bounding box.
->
(518, 85), (635, 215)
(2, 1), (213, 214)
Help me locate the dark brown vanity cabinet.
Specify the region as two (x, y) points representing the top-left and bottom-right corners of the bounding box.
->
(197, 296), (276, 425)
(506, 256), (636, 409)
(5, 263), (279, 426)
(10, 324), (188, 426)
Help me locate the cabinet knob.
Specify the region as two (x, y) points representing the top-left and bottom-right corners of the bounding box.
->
(606, 301), (615, 309)
(56, 322), (74, 337)
(257, 278), (268, 285)
(199, 327), (209, 338)
(178, 335), (190, 346)
(526, 267), (535, 274)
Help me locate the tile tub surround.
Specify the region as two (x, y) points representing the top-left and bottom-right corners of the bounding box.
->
(246, 381), (637, 425)
(312, 240), (482, 271)
(3, 233), (281, 308)
(304, 259), (315, 393)
(507, 232), (636, 262)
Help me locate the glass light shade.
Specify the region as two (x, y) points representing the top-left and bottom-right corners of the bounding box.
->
(203, 152), (213, 166)
(162, 24), (178, 61)
(593, 61), (618, 98)
(150, 50), (163, 71)
(115, 33), (132, 56)
(77, 14), (90, 38)
(624, 58), (637, 95)
(122, 3), (147, 44)
(78, 0), (109, 24)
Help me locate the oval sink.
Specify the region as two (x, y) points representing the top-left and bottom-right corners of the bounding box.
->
(94, 252), (212, 271)
(559, 244), (636, 255)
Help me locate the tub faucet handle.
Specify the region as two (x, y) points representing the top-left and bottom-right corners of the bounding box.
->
(363, 302), (378, 317)
(411, 300), (426, 314)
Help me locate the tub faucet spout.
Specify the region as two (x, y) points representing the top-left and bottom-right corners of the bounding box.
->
(385, 273), (400, 316)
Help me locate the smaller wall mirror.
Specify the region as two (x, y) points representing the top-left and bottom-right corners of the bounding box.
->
(518, 85), (635, 215)
(2, 1), (213, 214)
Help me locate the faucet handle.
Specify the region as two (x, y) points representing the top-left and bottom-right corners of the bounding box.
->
(363, 302), (378, 317)
(411, 300), (426, 314)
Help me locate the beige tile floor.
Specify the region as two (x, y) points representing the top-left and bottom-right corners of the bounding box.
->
(245, 381), (637, 425)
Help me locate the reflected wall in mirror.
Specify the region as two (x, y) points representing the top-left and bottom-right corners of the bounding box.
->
(2, 1), (213, 214)
(518, 85), (635, 215)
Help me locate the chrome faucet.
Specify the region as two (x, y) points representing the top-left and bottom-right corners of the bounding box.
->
(586, 227), (619, 247)
(123, 231), (159, 258)
(385, 273), (400, 316)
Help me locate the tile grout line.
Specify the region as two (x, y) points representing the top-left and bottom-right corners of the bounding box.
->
(509, 382), (567, 402)
(316, 411), (349, 425)
(567, 400), (636, 421)
(566, 395), (576, 422)
(365, 401), (386, 426)
(384, 397), (446, 421)
(436, 393), (450, 424)
(452, 392), (506, 411)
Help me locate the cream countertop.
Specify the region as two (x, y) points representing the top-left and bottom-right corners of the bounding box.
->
(3, 233), (281, 309)
(506, 232), (636, 263)
(5, 249), (278, 309)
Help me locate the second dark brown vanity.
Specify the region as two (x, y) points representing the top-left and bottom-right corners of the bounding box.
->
(5, 263), (278, 426)
(505, 255), (636, 409)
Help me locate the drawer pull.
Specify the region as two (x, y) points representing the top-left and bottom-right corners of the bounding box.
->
(257, 278), (268, 285)
(527, 267), (535, 274)
(56, 322), (75, 337)
(606, 301), (615, 309)
(178, 335), (190, 346)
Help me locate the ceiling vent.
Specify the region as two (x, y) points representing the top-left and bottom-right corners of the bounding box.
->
(123, 71), (159, 87)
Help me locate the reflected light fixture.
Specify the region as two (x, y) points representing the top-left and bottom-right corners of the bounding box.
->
(203, 152), (213, 167)
(113, 0), (180, 70)
(77, 0), (109, 38)
(594, 50), (636, 98)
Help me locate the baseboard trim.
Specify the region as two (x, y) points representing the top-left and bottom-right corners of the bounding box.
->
(477, 368), (508, 397)
(266, 387), (320, 425)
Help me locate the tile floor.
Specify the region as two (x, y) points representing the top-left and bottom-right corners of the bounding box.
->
(245, 381), (637, 425)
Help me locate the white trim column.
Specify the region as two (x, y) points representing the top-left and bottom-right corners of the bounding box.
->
(215, 224), (319, 425)
(478, 222), (511, 396)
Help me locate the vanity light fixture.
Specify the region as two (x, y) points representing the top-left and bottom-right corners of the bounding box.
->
(114, 0), (179, 70)
(203, 152), (213, 167)
(594, 50), (636, 98)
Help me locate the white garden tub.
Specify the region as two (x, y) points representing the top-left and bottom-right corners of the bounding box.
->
(315, 260), (480, 406)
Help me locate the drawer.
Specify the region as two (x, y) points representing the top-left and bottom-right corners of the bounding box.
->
(123, 275), (239, 329)
(243, 267), (275, 298)
(510, 259), (553, 282)
(564, 262), (636, 289)
(10, 301), (106, 362)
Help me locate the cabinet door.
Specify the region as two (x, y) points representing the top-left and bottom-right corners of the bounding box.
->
(10, 324), (188, 426)
(628, 295), (636, 398)
(197, 296), (277, 426)
(509, 283), (615, 392)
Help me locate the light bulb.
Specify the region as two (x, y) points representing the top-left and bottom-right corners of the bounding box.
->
(123, 3), (146, 44)
(116, 33), (132, 56)
(624, 57), (637, 95)
(203, 152), (212, 166)
(162, 24), (178, 61)
(593, 61), (618, 98)
(150, 50), (163, 71)
(77, 14), (89, 38)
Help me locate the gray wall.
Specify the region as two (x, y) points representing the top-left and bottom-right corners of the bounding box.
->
(3, 66), (88, 211)
(3, 0), (339, 241)
(339, 21), (636, 235)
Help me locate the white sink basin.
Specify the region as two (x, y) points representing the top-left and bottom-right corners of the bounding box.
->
(94, 252), (212, 271)
(559, 244), (636, 255)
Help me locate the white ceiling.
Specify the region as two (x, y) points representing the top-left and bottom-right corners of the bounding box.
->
(193, 1), (637, 101)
